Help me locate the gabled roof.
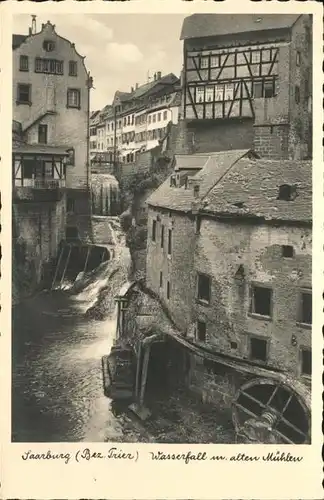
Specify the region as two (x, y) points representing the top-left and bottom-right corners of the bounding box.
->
(180, 14), (300, 40)
(147, 149), (251, 212)
(13, 34), (27, 49)
(203, 158), (312, 223)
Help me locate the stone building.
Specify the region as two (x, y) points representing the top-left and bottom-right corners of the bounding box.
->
(145, 151), (312, 430)
(179, 14), (312, 159)
(13, 18), (93, 240)
(90, 72), (181, 165)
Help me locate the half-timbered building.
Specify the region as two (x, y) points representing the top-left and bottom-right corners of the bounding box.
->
(180, 14), (312, 159)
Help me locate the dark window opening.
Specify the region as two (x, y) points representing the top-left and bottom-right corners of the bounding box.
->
(301, 348), (311, 375)
(170, 175), (176, 187)
(69, 61), (77, 77)
(250, 337), (268, 362)
(19, 55), (29, 71)
(66, 226), (78, 239)
(159, 271), (163, 288)
(17, 83), (31, 104)
(296, 51), (301, 67)
(67, 198), (75, 213)
(196, 320), (206, 342)
(282, 245), (294, 258)
(299, 291), (312, 325)
(264, 81), (275, 98)
(23, 160), (34, 179)
(160, 225), (164, 249)
(67, 89), (80, 109)
(253, 81), (263, 98)
(197, 273), (211, 303)
(278, 184), (297, 201)
(193, 185), (200, 198)
(167, 229), (172, 255)
(250, 285), (272, 317)
(166, 281), (170, 299)
(295, 85), (300, 104)
(38, 124), (48, 144)
(230, 341), (238, 349)
(152, 220), (156, 242)
(43, 40), (55, 52)
(195, 216), (201, 234)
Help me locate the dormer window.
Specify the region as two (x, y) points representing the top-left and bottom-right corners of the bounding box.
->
(43, 40), (55, 52)
(278, 184), (297, 201)
(170, 175), (176, 187)
(194, 185), (200, 198)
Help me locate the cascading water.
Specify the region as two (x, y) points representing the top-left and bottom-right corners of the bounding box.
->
(12, 216), (152, 443)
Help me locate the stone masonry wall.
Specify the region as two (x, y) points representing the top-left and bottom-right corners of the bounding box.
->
(192, 217), (312, 378)
(13, 196), (66, 298)
(146, 208), (197, 332)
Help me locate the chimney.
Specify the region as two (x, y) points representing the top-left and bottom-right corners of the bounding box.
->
(31, 15), (37, 35)
(135, 83), (139, 89)
(153, 72), (157, 81)
(131, 86), (134, 92)
(157, 71), (162, 80)
(28, 28), (32, 36)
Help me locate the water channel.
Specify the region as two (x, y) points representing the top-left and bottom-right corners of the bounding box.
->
(12, 218), (235, 444)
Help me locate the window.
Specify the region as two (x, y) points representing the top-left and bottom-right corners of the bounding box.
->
(66, 226), (79, 239)
(215, 85), (224, 101)
(167, 229), (172, 255)
(67, 198), (75, 213)
(249, 285), (272, 318)
(38, 124), (48, 144)
(296, 51), (301, 66)
(251, 51), (261, 64)
(282, 245), (294, 258)
(160, 225), (164, 248)
(195, 87), (204, 103)
(278, 184), (297, 201)
(69, 61), (77, 76)
(196, 320), (206, 342)
(158, 113), (161, 122)
(197, 273), (211, 304)
(224, 84), (234, 101)
(295, 85), (300, 104)
(23, 159), (34, 179)
(17, 83), (31, 104)
(250, 336), (268, 362)
(264, 80), (275, 98)
(19, 55), (29, 71)
(152, 220), (156, 242)
(253, 81), (263, 98)
(210, 55), (219, 67)
(123, 117), (127, 126)
(159, 271), (163, 288)
(35, 58), (63, 75)
(205, 86), (214, 102)
(195, 216), (201, 234)
(66, 148), (75, 166)
(67, 89), (80, 109)
(111, 122), (114, 131)
(298, 290), (312, 325)
(43, 40), (55, 52)
(200, 56), (209, 68)
(148, 115), (151, 124)
(153, 114), (156, 123)
(167, 281), (170, 299)
(300, 348), (311, 376)
(163, 110), (167, 120)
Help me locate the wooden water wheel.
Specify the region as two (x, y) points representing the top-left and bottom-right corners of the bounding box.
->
(232, 378), (311, 444)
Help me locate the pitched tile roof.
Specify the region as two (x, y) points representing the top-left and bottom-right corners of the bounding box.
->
(147, 149), (251, 213)
(180, 14), (300, 40)
(203, 158), (312, 223)
(13, 34), (27, 49)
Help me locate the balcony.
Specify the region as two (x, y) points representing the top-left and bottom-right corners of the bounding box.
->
(14, 178), (66, 203)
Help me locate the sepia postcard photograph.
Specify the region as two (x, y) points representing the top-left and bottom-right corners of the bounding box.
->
(0, 0), (323, 499)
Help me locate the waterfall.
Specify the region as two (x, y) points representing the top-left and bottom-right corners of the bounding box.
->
(91, 173), (120, 216)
